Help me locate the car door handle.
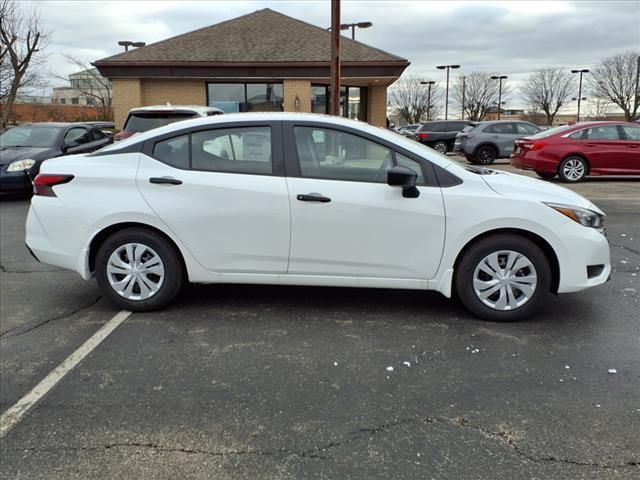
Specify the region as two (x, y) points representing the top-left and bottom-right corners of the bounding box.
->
(149, 176), (182, 185)
(627, 144), (639, 148)
(586, 143), (598, 147)
(297, 193), (331, 203)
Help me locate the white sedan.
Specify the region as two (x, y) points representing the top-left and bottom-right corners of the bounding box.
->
(25, 113), (610, 321)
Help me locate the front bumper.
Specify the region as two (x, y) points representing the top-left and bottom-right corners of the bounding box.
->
(0, 171), (32, 193)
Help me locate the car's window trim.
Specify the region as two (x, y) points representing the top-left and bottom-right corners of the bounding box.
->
(282, 120), (449, 188)
(143, 121), (284, 177)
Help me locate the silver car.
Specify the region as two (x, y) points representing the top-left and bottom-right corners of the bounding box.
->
(454, 120), (541, 164)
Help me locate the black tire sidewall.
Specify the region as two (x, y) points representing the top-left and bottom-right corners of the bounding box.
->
(558, 156), (587, 183)
(95, 228), (184, 311)
(455, 235), (551, 322)
(475, 146), (497, 164)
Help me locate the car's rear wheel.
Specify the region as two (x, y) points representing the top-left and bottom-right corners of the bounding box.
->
(95, 228), (184, 311)
(474, 145), (497, 165)
(558, 156), (588, 182)
(433, 141), (448, 154)
(535, 171), (556, 180)
(455, 235), (551, 322)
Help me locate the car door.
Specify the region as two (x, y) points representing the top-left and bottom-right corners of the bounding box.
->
(483, 123), (514, 157)
(136, 123), (290, 273)
(619, 124), (640, 173)
(580, 125), (628, 174)
(284, 123), (446, 279)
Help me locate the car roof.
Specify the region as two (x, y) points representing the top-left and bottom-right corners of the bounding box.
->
(19, 122), (97, 128)
(129, 105), (224, 115)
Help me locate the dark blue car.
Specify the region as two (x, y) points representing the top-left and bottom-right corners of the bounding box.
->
(0, 123), (112, 194)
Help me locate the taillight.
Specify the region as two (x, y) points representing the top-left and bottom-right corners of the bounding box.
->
(33, 174), (74, 197)
(416, 132), (430, 139)
(523, 141), (547, 151)
(461, 133), (474, 139)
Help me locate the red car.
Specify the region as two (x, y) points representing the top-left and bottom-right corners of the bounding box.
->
(510, 121), (640, 182)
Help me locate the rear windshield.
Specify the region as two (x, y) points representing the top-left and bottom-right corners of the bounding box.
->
(528, 124), (574, 139)
(123, 112), (197, 133)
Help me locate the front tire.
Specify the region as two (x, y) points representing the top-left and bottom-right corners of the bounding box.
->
(558, 156), (588, 183)
(455, 235), (551, 322)
(95, 228), (184, 311)
(474, 145), (497, 165)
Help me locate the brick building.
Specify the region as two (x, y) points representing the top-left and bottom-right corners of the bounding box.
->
(94, 9), (409, 129)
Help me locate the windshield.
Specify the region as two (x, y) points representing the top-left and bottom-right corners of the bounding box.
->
(0, 126), (61, 148)
(528, 124), (574, 139)
(123, 112), (197, 133)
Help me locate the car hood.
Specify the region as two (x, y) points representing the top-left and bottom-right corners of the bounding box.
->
(0, 147), (60, 166)
(478, 169), (603, 214)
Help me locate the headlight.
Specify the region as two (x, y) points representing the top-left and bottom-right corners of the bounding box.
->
(545, 202), (605, 228)
(7, 159), (36, 172)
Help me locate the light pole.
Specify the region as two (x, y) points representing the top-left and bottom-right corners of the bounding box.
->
(420, 80), (435, 121)
(491, 75), (508, 120)
(437, 64), (460, 120)
(571, 69), (589, 122)
(118, 41), (146, 52)
(340, 21), (372, 40)
(634, 56), (640, 120)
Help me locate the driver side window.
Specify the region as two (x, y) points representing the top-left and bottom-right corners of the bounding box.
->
(294, 126), (392, 183)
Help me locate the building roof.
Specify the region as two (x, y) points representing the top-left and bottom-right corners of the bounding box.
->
(94, 9), (408, 66)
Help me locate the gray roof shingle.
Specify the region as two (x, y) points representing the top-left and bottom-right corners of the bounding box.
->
(95, 9), (407, 64)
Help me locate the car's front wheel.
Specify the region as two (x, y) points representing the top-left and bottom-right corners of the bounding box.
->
(558, 156), (588, 182)
(455, 235), (551, 321)
(474, 145), (497, 165)
(95, 228), (184, 311)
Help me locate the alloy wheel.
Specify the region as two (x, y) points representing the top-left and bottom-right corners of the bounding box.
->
(562, 158), (586, 181)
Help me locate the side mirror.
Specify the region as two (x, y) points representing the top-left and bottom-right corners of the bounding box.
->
(387, 165), (420, 198)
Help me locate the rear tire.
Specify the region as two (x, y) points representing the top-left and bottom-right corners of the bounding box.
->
(433, 141), (448, 154)
(474, 145), (497, 165)
(455, 234), (551, 322)
(558, 156), (588, 183)
(535, 171), (556, 180)
(95, 228), (184, 311)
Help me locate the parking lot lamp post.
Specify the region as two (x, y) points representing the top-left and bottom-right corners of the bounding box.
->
(420, 80), (436, 121)
(339, 21), (372, 40)
(461, 75), (466, 120)
(571, 69), (589, 122)
(491, 75), (508, 120)
(635, 56), (640, 120)
(437, 64), (460, 120)
(118, 41), (145, 52)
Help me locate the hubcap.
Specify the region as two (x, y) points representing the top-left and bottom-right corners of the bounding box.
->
(563, 158), (585, 181)
(472, 250), (537, 311)
(435, 143), (447, 153)
(106, 243), (165, 301)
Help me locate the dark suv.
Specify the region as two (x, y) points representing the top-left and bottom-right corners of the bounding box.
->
(414, 120), (473, 153)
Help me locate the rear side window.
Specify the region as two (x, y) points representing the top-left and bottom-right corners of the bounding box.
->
(419, 122), (444, 132)
(484, 123), (515, 134)
(192, 127), (272, 175)
(621, 125), (640, 140)
(152, 135), (189, 169)
(124, 112), (197, 133)
(585, 126), (621, 140)
(445, 122), (467, 132)
(91, 128), (107, 140)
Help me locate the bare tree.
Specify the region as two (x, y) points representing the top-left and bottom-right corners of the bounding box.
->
(0, 0), (49, 128)
(51, 54), (113, 118)
(589, 96), (613, 120)
(388, 76), (440, 124)
(521, 68), (574, 126)
(451, 72), (508, 121)
(587, 51), (639, 121)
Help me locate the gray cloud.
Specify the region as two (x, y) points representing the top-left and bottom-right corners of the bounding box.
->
(24, 0), (640, 110)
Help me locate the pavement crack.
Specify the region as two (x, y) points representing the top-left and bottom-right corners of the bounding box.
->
(0, 296), (102, 339)
(448, 417), (638, 470)
(610, 243), (640, 257)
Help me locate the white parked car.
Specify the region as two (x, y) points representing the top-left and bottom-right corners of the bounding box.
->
(26, 113), (610, 321)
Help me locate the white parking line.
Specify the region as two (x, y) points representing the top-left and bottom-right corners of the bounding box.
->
(0, 310), (131, 439)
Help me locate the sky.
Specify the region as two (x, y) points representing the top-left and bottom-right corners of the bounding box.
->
(23, 0), (640, 113)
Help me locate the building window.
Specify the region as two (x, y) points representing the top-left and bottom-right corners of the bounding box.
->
(71, 97), (79, 105)
(207, 83), (283, 113)
(85, 97), (96, 106)
(311, 85), (368, 121)
(60, 98), (66, 105)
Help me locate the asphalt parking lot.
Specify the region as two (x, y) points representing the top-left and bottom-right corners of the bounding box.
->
(1, 168), (639, 479)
